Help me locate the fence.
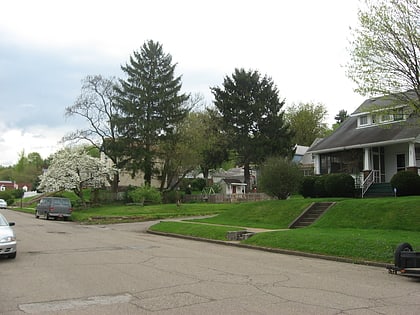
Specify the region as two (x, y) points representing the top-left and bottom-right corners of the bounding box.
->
(183, 193), (271, 203)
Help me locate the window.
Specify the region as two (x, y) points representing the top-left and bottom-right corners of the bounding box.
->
(359, 115), (368, 126)
(381, 113), (392, 122)
(393, 108), (404, 121)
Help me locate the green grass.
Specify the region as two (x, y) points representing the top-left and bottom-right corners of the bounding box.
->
(70, 202), (233, 224)
(149, 196), (420, 263)
(313, 197), (420, 231)
(243, 228), (420, 263)
(150, 221), (240, 240)
(14, 194), (420, 263)
(185, 199), (313, 229)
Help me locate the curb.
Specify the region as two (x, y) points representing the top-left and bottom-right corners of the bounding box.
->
(146, 229), (389, 269)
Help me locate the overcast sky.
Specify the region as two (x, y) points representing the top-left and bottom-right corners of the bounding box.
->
(0, 0), (366, 166)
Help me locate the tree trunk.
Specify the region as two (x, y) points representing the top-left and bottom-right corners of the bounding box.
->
(244, 162), (251, 193)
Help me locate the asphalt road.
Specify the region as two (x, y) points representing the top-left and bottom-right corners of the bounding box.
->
(0, 209), (419, 315)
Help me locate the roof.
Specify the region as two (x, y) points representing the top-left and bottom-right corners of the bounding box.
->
(222, 178), (246, 185)
(294, 145), (309, 156)
(308, 93), (420, 154)
(353, 90), (418, 114)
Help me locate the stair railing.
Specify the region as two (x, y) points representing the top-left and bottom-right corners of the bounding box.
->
(361, 170), (378, 198)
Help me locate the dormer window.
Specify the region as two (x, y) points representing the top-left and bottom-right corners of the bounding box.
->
(359, 115), (369, 127)
(380, 113), (392, 122)
(356, 106), (409, 128)
(393, 108), (404, 121)
(359, 115), (368, 126)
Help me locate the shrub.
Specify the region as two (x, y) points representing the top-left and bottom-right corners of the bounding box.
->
(299, 176), (317, 198)
(390, 171), (420, 196)
(259, 157), (303, 199)
(324, 173), (355, 197)
(314, 175), (328, 197)
(180, 178), (207, 192)
(162, 190), (183, 204)
(127, 185), (162, 205)
(0, 190), (14, 206)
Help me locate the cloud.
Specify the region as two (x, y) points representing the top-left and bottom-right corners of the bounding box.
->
(0, 0), (367, 166)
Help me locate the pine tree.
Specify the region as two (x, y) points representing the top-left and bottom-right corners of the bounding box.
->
(211, 68), (294, 192)
(114, 40), (189, 186)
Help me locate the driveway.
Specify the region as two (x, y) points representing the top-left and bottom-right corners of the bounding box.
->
(1, 209), (419, 314)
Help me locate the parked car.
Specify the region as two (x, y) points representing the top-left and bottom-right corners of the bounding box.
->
(0, 199), (7, 209)
(0, 213), (16, 259)
(35, 197), (72, 220)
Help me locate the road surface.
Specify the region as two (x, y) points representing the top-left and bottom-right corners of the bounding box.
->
(0, 209), (419, 314)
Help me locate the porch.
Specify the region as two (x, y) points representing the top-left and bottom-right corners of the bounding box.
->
(312, 142), (420, 197)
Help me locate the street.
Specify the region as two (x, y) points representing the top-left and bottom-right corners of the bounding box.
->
(0, 209), (419, 314)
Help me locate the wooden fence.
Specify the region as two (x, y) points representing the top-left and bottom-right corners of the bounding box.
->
(183, 193), (271, 203)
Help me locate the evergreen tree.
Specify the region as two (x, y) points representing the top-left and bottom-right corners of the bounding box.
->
(211, 68), (294, 192)
(114, 40), (189, 186)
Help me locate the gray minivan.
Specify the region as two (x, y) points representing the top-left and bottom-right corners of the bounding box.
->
(35, 197), (72, 220)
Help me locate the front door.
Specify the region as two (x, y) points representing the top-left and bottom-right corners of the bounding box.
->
(397, 153), (406, 172)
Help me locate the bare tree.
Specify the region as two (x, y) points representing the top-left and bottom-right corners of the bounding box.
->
(346, 0), (420, 107)
(63, 75), (124, 193)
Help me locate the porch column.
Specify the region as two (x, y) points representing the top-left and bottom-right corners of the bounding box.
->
(407, 142), (418, 173)
(363, 148), (371, 171)
(408, 142), (416, 167)
(313, 154), (320, 175)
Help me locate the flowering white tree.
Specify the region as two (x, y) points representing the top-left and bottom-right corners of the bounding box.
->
(38, 146), (116, 204)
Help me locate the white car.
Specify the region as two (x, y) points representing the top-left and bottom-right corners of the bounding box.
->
(0, 213), (16, 259)
(0, 199), (7, 209)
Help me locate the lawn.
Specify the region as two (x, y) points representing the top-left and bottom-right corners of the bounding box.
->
(16, 194), (420, 263)
(149, 196), (420, 264)
(70, 202), (235, 223)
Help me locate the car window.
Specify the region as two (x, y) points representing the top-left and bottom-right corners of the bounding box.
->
(54, 199), (70, 206)
(0, 215), (7, 226)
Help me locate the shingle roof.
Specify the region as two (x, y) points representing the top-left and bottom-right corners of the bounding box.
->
(354, 90), (418, 114)
(308, 92), (420, 153)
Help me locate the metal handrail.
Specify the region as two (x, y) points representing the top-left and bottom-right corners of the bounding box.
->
(361, 171), (374, 198)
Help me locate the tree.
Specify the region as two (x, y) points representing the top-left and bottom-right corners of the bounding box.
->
(211, 68), (294, 192)
(12, 151), (45, 189)
(38, 146), (116, 206)
(346, 0), (420, 108)
(64, 75), (124, 193)
(114, 40), (189, 186)
(159, 109), (230, 190)
(259, 156), (303, 199)
(334, 109), (349, 124)
(285, 102), (329, 146)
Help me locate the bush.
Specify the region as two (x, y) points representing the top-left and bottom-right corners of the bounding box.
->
(162, 190), (183, 204)
(0, 190), (14, 206)
(127, 185), (162, 205)
(180, 178), (207, 192)
(314, 175), (328, 197)
(390, 171), (420, 196)
(299, 176), (317, 198)
(324, 173), (355, 197)
(259, 157), (303, 199)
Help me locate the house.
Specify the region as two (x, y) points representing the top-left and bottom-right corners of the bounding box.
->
(219, 178), (247, 195)
(0, 181), (17, 191)
(0, 181), (32, 192)
(307, 91), (420, 194)
(293, 145), (309, 163)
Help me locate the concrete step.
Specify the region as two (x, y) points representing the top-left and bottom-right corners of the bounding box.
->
(289, 202), (335, 229)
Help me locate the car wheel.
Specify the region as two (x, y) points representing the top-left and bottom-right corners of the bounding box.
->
(394, 242), (413, 268)
(35, 211), (39, 219)
(8, 252), (16, 259)
(46, 212), (50, 220)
